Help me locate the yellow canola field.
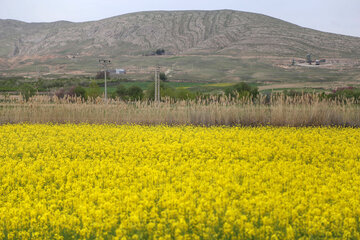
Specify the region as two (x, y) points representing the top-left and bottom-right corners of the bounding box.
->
(0, 124), (360, 240)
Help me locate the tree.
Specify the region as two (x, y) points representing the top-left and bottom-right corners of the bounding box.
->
(159, 72), (168, 82)
(87, 81), (102, 99)
(175, 89), (195, 100)
(115, 85), (128, 100)
(306, 54), (312, 65)
(74, 86), (87, 100)
(146, 82), (167, 100)
(156, 49), (165, 55)
(19, 84), (36, 101)
(225, 82), (259, 99)
(127, 86), (144, 100)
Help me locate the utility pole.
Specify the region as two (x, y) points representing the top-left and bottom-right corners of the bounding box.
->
(99, 59), (111, 102)
(154, 65), (161, 102)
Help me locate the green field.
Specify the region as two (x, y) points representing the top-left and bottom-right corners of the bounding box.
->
(97, 81), (236, 94)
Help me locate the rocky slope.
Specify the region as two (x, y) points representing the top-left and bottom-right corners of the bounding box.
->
(1, 10), (360, 82)
(1, 10), (360, 58)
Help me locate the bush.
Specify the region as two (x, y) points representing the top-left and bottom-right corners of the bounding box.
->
(225, 82), (259, 99)
(115, 85), (128, 100)
(74, 86), (87, 100)
(175, 89), (195, 100)
(127, 86), (144, 101)
(146, 82), (167, 100)
(145, 82), (196, 101)
(156, 49), (165, 55)
(87, 81), (102, 99)
(19, 84), (36, 101)
(159, 72), (168, 82)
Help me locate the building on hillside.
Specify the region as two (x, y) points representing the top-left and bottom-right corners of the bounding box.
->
(108, 69), (126, 78)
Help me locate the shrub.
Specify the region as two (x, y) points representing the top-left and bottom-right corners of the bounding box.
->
(74, 86), (87, 100)
(156, 49), (165, 55)
(159, 72), (168, 82)
(225, 82), (259, 99)
(115, 85), (128, 100)
(19, 84), (36, 101)
(127, 86), (144, 101)
(87, 81), (102, 99)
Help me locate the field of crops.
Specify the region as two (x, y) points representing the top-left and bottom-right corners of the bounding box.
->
(1, 124), (360, 239)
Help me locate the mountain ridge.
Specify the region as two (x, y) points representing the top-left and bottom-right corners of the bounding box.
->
(1, 10), (359, 83)
(1, 10), (360, 57)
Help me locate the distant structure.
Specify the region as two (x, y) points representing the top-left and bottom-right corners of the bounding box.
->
(108, 69), (127, 79)
(109, 69), (126, 75)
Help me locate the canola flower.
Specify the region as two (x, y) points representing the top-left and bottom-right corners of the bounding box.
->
(0, 124), (360, 240)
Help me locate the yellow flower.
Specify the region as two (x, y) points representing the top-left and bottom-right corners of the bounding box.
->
(0, 124), (359, 239)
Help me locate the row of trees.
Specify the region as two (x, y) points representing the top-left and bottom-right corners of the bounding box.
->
(19, 81), (260, 102)
(16, 80), (360, 103)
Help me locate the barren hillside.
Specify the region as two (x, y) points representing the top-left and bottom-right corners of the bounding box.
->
(1, 10), (360, 82)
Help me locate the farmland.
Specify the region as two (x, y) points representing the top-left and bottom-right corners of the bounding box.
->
(1, 7), (360, 240)
(1, 124), (360, 239)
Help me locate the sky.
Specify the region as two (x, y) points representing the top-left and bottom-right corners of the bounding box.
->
(1, 0), (360, 37)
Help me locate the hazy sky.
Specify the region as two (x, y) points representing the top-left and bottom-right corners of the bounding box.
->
(1, 0), (360, 37)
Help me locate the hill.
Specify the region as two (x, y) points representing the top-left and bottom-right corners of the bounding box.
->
(1, 10), (360, 87)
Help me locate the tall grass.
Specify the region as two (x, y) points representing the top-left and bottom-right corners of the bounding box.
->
(0, 94), (359, 126)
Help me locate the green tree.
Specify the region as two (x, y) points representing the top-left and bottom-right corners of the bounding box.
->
(74, 86), (87, 101)
(306, 54), (312, 65)
(115, 84), (128, 100)
(19, 84), (36, 101)
(159, 72), (168, 82)
(146, 82), (167, 100)
(225, 82), (259, 99)
(155, 49), (165, 55)
(175, 89), (195, 100)
(87, 81), (101, 99)
(127, 86), (144, 101)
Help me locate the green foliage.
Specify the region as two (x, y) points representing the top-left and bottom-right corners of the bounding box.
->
(159, 72), (168, 82)
(127, 86), (144, 101)
(306, 54), (312, 64)
(87, 81), (102, 99)
(113, 84), (144, 101)
(225, 82), (259, 99)
(74, 86), (87, 100)
(283, 89), (304, 97)
(145, 82), (167, 100)
(115, 85), (128, 100)
(19, 84), (36, 101)
(155, 49), (165, 55)
(145, 82), (196, 101)
(327, 87), (360, 102)
(174, 89), (196, 100)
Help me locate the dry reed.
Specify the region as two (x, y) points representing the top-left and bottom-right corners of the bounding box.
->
(0, 94), (359, 126)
